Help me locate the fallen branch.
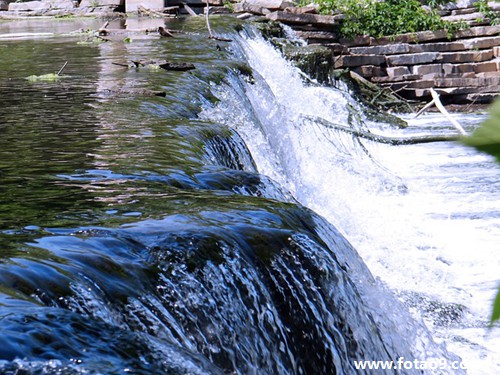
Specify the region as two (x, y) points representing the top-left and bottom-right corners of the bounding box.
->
(301, 115), (462, 145)
(0, 32), (55, 39)
(183, 3), (198, 17)
(158, 61), (196, 71)
(204, 0), (232, 42)
(416, 89), (467, 136)
(158, 26), (175, 38)
(430, 88), (467, 135)
(98, 21), (109, 35)
(137, 4), (174, 18)
(57, 61), (68, 76)
(112, 60), (196, 71)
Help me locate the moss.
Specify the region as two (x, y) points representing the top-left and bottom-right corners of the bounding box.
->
(282, 44), (334, 84)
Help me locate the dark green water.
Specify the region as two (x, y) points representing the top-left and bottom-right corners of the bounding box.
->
(0, 17), (438, 374)
(0, 17), (246, 231)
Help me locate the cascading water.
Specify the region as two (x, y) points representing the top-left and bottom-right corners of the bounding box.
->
(0, 16), (496, 374)
(201, 26), (500, 374)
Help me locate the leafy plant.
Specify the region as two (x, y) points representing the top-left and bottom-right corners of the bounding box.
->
(492, 289), (500, 325)
(463, 99), (500, 163)
(422, 0), (451, 7)
(26, 73), (61, 82)
(303, 0), (468, 38)
(475, 0), (500, 26)
(462, 99), (500, 325)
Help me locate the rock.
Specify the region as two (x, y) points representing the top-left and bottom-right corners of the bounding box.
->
(440, 50), (494, 63)
(321, 43), (349, 55)
(412, 64), (454, 76)
(80, 0), (123, 7)
(462, 36), (500, 49)
(434, 76), (500, 88)
(283, 5), (318, 15)
(463, 92), (499, 103)
(386, 52), (440, 66)
(125, 0), (162, 12)
(266, 11), (343, 26)
(9, 1), (48, 11)
(455, 0), (481, 8)
(350, 44), (410, 56)
(472, 60), (499, 73)
(409, 42), (466, 53)
(489, 1), (500, 11)
(334, 54), (386, 68)
(0, 0), (9, 11)
(372, 74), (420, 83)
(352, 65), (384, 78)
(9, 0), (75, 12)
(451, 7), (481, 15)
(294, 30), (338, 43)
(233, 2), (270, 14)
(283, 44), (334, 83)
(339, 35), (372, 47)
(233, 0), (294, 13)
(387, 66), (411, 78)
(452, 60), (500, 74)
(242, 0), (294, 10)
(159, 61), (196, 71)
(453, 25), (500, 39)
(441, 11), (485, 22)
(374, 30), (449, 45)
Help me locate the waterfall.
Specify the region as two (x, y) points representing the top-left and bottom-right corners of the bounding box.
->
(201, 26), (500, 374)
(1, 17), (496, 375)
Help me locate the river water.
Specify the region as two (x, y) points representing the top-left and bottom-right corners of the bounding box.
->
(0, 16), (498, 374)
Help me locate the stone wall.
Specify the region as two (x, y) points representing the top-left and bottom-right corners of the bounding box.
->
(235, 1), (500, 104)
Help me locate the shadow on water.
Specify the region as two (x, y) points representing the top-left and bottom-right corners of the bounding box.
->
(0, 17), (455, 374)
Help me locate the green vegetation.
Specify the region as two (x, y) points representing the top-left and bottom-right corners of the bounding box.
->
(492, 290), (500, 325)
(463, 99), (500, 325)
(464, 100), (500, 164)
(26, 73), (62, 82)
(303, 0), (468, 38)
(475, 0), (500, 26)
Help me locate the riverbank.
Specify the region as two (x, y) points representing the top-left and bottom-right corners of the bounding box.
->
(233, 1), (500, 106)
(2, 0), (499, 109)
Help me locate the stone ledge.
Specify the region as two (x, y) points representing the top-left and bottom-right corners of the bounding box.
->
(294, 31), (337, 42)
(9, 0), (75, 11)
(334, 54), (386, 68)
(266, 10), (342, 26)
(350, 44), (410, 56)
(387, 52), (441, 66)
(440, 49), (493, 63)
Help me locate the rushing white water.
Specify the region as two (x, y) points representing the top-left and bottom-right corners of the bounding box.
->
(202, 31), (500, 373)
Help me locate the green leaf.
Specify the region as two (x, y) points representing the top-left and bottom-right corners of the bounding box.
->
(491, 288), (500, 325)
(462, 98), (500, 163)
(26, 73), (61, 82)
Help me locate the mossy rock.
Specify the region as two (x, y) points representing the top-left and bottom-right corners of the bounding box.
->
(282, 44), (334, 84)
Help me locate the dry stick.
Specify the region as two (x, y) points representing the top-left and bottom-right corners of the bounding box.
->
(430, 88), (467, 135)
(204, 0), (232, 42)
(301, 114), (462, 145)
(183, 3), (198, 17)
(99, 21), (109, 31)
(137, 5), (170, 18)
(112, 62), (131, 68)
(57, 61), (68, 76)
(415, 98), (436, 118)
(205, 0), (214, 38)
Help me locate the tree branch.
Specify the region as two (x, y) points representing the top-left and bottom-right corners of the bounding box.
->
(301, 115), (462, 145)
